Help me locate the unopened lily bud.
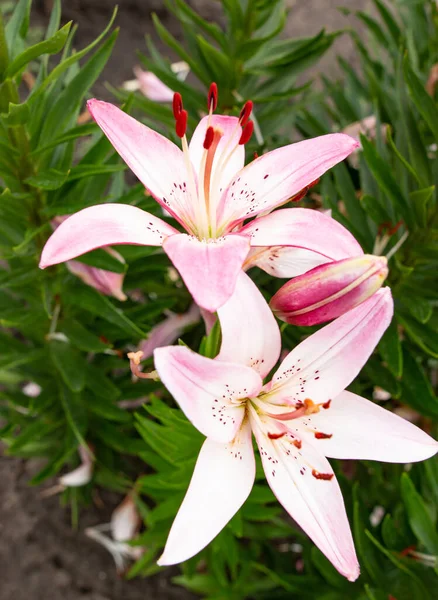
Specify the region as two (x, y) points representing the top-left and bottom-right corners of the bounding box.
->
(270, 255), (388, 326)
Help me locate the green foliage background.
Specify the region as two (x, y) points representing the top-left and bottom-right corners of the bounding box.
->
(0, 0), (437, 598)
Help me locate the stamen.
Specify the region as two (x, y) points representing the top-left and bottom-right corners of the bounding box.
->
(304, 399), (320, 415)
(127, 351), (158, 380)
(207, 82), (218, 112)
(268, 431), (286, 440)
(314, 432), (333, 439)
(311, 470), (334, 481)
(239, 120), (254, 145)
(175, 109), (188, 138)
(203, 126), (215, 150)
(172, 92), (183, 120)
(202, 127), (224, 225)
(239, 100), (253, 126)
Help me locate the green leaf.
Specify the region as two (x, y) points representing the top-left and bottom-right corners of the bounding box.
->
(40, 29), (118, 141)
(6, 21), (72, 78)
(169, 0), (225, 48)
(399, 346), (438, 418)
(24, 168), (69, 190)
(372, 0), (401, 47)
(27, 8), (118, 102)
(365, 529), (431, 599)
(85, 365), (121, 401)
(398, 312), (438, 358)
(333, 163), (371, 240)
(49, 340), (86, 392)
(401, 473), (438, 554)
(73, 248), (126, 274)
(403, 56), (438, 142)
(66, 163), (126, 182)
(61, 318), (109, 352)
(4, 0), (31, 58)
(378, 320), (402, 377)
(0, 13), (9, 79)
(198, 319), (221, 359)
(31, 123), (98, 156)
(66, 285), (145, 339)
(409, 186), (435, 229)
(196, 35), (232, 87)
(361, 194), (392, 226)
(363, 357), (401, 398)
(58, 383), (88, 447)
(2, 100), (29, 125)
(86, 392), (130, 423)
(352, 484), (382, 583)
(360, 134), (413, 228)
(402, 296), (433, 324)
(151, 13), (207, 84)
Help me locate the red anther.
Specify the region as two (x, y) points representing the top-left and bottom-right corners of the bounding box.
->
(292, 439), (302, 449)
(400, 544), (416, 557)
(207, 82), (218, 111)
(322, 399), (332, 409)
(172, 92), (183, 120)
(314, 432), (333, 439)
(175, 109), (188, 138)
(239, 120), (254, 145)
(203, 126), (215, 150)
(311, 469), (334, 481)
(239, 100), (253, 126)
(253, 151), (259, 159)
(268, 431), (286, 440)
(387, 219), (403, 236)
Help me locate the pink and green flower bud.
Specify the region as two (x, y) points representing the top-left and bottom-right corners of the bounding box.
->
(270, 255), (388, 326)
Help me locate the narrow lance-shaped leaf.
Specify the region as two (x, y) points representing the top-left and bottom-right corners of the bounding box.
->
(403, 55), (438, 142)
(401, 473), (438, 555)
(5, 21), (72, 78)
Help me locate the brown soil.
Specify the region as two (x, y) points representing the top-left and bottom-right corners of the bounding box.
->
(0, 453), (193, 600)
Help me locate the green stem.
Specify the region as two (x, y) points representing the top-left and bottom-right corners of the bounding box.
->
(0, 12), (8, 80)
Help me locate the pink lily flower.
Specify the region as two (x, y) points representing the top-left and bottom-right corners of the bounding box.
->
(39, 86), (360, 312)
(51, 216), (127, 301)
(153, 273), (437, 579)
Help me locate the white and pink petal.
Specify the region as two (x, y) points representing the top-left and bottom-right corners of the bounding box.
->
(40, 204), (178, 268)
(250, 409), (359, 581)
(163, 233), (250, 312)
(241, 208), (363, 262)
(87, 99), (197, 229)
(216, 271), (281, 378)
(268, 288), (393, 406)
(158, 420), (255, 565)
(154, 346), (262, 443)
(296, 391), (438, 463)
(217, 134), (359, 231)
(244, 246), (330, 279)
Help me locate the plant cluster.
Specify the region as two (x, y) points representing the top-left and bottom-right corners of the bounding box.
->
(0, 1), (437, 599)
